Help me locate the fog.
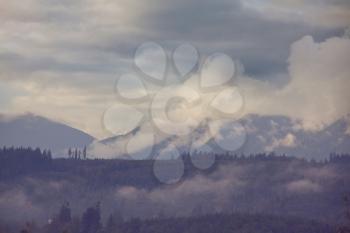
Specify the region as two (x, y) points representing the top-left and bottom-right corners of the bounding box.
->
(0, 158), (347, 226)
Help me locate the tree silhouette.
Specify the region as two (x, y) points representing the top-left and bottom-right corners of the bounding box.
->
(80, 202), (101, 233)
(105, 214), (117, 233)
(58, 202), (72, 223)
(68, 148), (72, 158)
(83, 146), (87, 160)
(337, 195), (350, 233)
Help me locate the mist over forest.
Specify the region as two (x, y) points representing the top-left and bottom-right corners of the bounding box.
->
(1, 147), (350, 233)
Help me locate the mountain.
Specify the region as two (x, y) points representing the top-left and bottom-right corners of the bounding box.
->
(93, 114), (350, 160)
(0, 113), (95, 156)
(238, 114), (350, 159)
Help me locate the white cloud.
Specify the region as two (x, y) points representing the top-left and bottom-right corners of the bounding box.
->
(266, 133), (297, 151)
(239, 33), (350, 131)
(87, 140), (124, 159)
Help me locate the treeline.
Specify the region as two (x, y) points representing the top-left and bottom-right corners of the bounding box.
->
(329, 153), (350, 163)
(0, 147), (52, 178)
(0, 146), (52, 159)
(67, 147), (87, 160)
(1, 146), (350, 182)
(1, 146), (350, 164)
(186, 151), (350, 164)
(14, 203), (337, 233)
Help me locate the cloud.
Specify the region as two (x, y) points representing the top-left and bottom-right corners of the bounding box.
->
(286, 179), (322, 193)
(0, 177), (72, 223)
(114, 164), (249, 217)
(0, 189), (45, 223)
(302, 166), (338, 179)
(87, 140), (125, 159)
(266, 133), (297, 151)
(243, 0), (350, 28)
(0, 0), (349, 138)
(239, 33), (350, 130)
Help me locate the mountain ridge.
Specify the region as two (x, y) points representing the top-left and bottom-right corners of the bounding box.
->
(0, 113), (95, 156)
(92, 114), (350, 160)
(1, 112), (349, 160)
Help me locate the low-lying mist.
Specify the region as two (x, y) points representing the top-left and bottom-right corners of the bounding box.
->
(0, 155), (349, 226)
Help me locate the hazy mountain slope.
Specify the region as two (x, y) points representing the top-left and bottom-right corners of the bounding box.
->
(95, 114), (350, 160)
(0, 113), (95, 155)
(238, 114), (350, 159)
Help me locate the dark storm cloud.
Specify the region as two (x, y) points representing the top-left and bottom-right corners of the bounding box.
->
(133, 0), (347, 77)
(1, 0), (348, 80)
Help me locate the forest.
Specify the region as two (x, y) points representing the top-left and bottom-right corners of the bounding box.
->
(0, 147), (350, 233)
(8, 202), (340, 233)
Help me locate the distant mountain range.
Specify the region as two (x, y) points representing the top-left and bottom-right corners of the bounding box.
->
(93, 114), (350, 160)
(0, 113), (95, 156)
(1, 113), (349, 160)
(238, 114), (350, 159)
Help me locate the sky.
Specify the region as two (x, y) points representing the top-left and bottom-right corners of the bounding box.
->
(0, 0), (349, 139)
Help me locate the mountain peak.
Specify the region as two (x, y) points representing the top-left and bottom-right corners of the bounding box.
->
(0, 113), (95, 156)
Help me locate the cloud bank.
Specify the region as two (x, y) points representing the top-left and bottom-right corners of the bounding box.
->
(239, 33), (350, 130)
(0, 0), (349, 137)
